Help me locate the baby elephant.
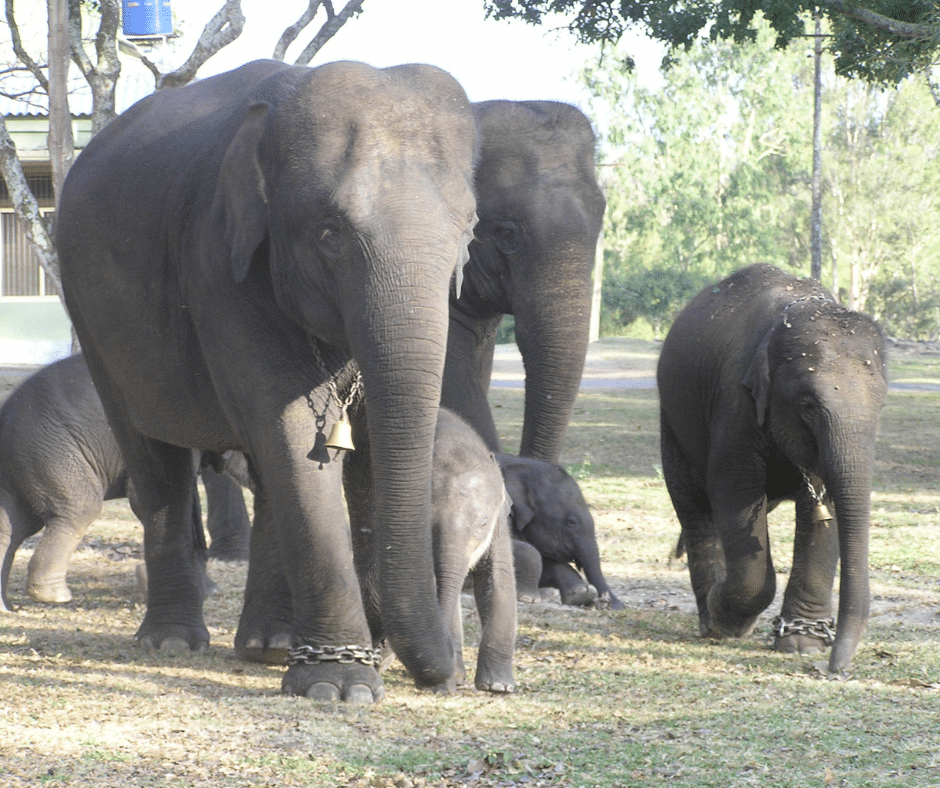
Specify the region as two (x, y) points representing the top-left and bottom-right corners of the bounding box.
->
(350, 407), (517, 693)
(0, 354), (248, 611)
(498, 454), (623, 610)
(658, 263), (887, 673)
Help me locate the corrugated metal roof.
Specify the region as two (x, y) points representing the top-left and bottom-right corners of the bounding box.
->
(0, 70), (155, 117)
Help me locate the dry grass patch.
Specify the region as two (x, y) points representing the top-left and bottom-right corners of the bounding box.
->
(1, 340), (939, 787)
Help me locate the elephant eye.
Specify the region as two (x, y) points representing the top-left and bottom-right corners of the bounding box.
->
(315, 219), (343, 258)
(492, 221), (520, 254)
(798, 397), (818, 423)
(565, 514), (580, 530)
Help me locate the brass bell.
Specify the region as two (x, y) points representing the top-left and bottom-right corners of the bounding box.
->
(325, 414), (355, 452)
(812, 501), (832, 522)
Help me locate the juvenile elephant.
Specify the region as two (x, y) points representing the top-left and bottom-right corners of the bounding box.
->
(498, 454), (623, 610)
(657, 264), (887, 673)
(56, 59), (479, 702)
(0, 354), (249, 611)
(349, 407), (516, 694)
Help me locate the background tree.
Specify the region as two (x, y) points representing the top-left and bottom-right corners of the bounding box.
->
(484, 0), (940, 86)
(585, 25), (814, 337)
(586, 21), (940, 339)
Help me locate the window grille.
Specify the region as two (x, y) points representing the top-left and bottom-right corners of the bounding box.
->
(1, 210), (57, 297)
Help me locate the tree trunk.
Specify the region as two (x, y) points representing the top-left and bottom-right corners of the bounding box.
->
(48, 0), (74, 204)
(810, 13), (823, 281)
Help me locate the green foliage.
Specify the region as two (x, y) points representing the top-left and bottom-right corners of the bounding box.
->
(585, 19), (940, 339)
(484, 0), (940, 86)
(586, 24), (813, 333)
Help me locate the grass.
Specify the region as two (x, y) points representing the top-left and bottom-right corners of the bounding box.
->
(1, 338), (938, 787)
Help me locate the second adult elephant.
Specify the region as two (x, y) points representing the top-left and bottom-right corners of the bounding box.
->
(657, 264), (887, 673)
(442, 100), (606, 463)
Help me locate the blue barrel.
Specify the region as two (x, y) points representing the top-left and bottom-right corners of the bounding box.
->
(122, 1), (172, 37)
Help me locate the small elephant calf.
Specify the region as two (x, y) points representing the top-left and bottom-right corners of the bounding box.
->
(498, 454), (623, 610)
(350, 407), (517, 693)
(0, 354), (249, 611)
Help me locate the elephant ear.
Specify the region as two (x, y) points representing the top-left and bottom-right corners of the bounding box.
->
(213, 102), (272, 283)
(502, 465), (538, 534)
(743, 328), (773, 427)
(453, 212), (478, 299)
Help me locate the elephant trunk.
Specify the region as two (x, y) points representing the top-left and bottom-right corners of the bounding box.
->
(514, 263), (592, 461)
(823, 425), (877, 673)
(347, 262), (454, 688)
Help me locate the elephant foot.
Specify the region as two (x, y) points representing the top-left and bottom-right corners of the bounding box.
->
(207, 543), (250, 562)
(26, 576), (72, 604)
(235, 631), (294, 665)
(772, 616), (835, 655)
(282, 660), (385, 704)
(594, 590), (625, 611)
(560, 582), (598, 607)
(474, 666), (515, 694)
(705, 583), (761, 639)
(136, 624), (210, 653)
(516, 589), (541, 604)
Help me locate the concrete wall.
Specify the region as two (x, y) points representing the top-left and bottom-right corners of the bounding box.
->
(0, 298), (72, 365)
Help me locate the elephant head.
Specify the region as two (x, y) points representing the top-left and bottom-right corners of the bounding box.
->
(442, 100), (606, 461)
(744, 298), (887, 671)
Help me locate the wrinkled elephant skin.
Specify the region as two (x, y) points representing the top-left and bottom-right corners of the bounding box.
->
(56, 59), (479, 702)
(658, 264), (887, 673)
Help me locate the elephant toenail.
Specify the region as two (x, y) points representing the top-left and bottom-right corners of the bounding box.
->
(268, 633), (293, 651)
(305, 682), (341, 702)
(344, 684), (376, 704)
(160, 636), (191, 654)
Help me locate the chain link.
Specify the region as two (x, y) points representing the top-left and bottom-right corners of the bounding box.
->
(771, 615), (837, 646)
(286, 644), (383, 668)
(781, 294), (833, 328)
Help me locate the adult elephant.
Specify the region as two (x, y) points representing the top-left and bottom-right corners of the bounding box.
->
(442, 100), (606, 462)
(56, 59), (478, 703)
(657, 264), (887, 673)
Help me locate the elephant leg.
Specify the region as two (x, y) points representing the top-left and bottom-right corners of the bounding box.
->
(661, 417), (725, 636)
(26, 518), (87, 603)
(707, 494), (776, 640)
(472, 516), (516, 693)
(234, 485), (294, 664)
(540, 559), (597, 606)
(343, 440), (385, 646)
(512, 538), (542, 603)
(203, 466), (251, 562)
(775, 493), (839, 655)
(122, 436), (210, 653)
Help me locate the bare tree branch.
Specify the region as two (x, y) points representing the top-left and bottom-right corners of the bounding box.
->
(157, 0), (246, 89)
(293, 0), (364, 66)
(273, 0), (327, 61)
(5, 0), (49, 91)
(0, 117), (63, 300)
(68, 0), (122, 133)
